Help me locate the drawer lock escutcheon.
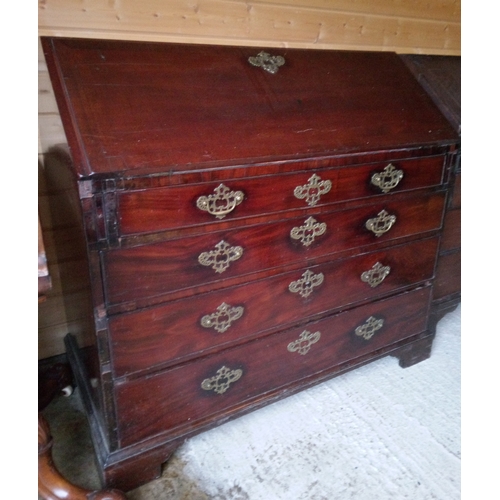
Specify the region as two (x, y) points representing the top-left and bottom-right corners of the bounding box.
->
(198, 240), (244, 273)
(287, 330), (321, 355)
(360, 262), (391, 288)
(288, 269), (324, 298)
(365, 209), (397, 237)
(201, 302), (245, 333)
(201, 366), (243, 394)
(355, 316), (385, 340)
(290, 216), (327, 247)
(294, 174), (332, 207)
(371, 163), (404, 193)
(248, 51), (285, 74)
(196, 183), (244, 219)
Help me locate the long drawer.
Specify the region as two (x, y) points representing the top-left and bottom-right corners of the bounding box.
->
(115, 286), (431, 446)
(118, 156), (445, 236)
(104, 192), (445, 306)
(109, 237), (438, 377)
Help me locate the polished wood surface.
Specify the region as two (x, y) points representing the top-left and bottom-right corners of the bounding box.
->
(38, 414), (126, 500)
(109, 237), (438, 377)
(42, 38), (460, 491)
(42, 38), (457, 178)
(104, 192), (445, 309)
(115, 287), (431, 447)
(117, 155), (445, 236)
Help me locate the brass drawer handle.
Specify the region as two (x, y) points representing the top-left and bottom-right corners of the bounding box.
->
(294, 174), (332, 207)
(196, 183), (244, 219)
(201, 302), (244, 333)
(371, 163), (404, 193)
(248, 51), (285, 74)
(288, 269), (324, 298)
(198, 240), (243, 273)
(290, 216), (327, 247)
(355, 316), (385, 340)
(360, 262), (391, 288)
(287, 330), (321, 355)
(201, 365), (243, 394)
(365, 209), (396, 237)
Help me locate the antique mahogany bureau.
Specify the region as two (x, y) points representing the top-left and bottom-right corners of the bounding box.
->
(42, 37), (459, 491)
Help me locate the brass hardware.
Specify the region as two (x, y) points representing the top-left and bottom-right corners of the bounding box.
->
(201, 366), (243, 394)
(288, 269), (324, 298)
(294, 174), (332, 207)
(287, 330), (321, 355)
(201, 302), (244, 333)
(371, 164), (404, 193)
(355, 316), (384, 340)
(198, 240), (243, 273)
(360, 262), (391, 288)
(196, 183), (244, 219)
(290, 216), (327, 246)
(248, 51), (285, 74)
(365, 209), (396, 237)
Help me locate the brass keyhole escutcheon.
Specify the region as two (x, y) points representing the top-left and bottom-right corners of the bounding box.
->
(288, 269), (324, 298)
(294, 174), (332, 207)
(290, 216), (327, 247)
(198, 240), (244, 274)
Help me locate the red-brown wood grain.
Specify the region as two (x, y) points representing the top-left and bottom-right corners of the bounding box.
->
(41, 38), (460, 492)
(114, 286), (431, 446)
(104, 192), (444, 307)
(109, 237), (438, 377)
(118, 155), (445, 236)
(42, 38), (458, 178)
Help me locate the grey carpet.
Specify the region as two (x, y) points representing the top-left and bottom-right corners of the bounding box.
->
(41, 304), (460, 499)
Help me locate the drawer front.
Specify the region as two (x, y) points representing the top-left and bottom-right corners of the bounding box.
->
(115, 286), (431, 446)
(104, 192), (445, 306)
(109, 237), (438, 376)
(118, 156), (445, 236)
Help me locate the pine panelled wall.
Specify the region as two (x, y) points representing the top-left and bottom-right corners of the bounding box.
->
(38, 0), (461, 359)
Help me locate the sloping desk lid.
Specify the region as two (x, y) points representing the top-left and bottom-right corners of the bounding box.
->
(42, 38), (458, 179)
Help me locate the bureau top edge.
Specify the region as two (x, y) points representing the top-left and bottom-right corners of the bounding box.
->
(42, 37), (460, 179)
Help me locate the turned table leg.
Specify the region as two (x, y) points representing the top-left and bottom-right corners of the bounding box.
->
(38, 413), (127, 500)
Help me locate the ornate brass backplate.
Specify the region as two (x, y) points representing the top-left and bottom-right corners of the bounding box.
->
(201, 366), (243, 394)
(360, 261), (391, 288)
(288, 269), (324, 298)
(287, 330), (321, 355)
(201, 302), (245, 333)
(198, 240), (243, 273)
(196, 183), (244, 219)
(370, 163), (404, 193)
(365, 209), (397, 237)
(293, 174), (332, 207)
(248, 51), (285, 74)
(354, 316), (385, 340)
(290, 216), (327, 246)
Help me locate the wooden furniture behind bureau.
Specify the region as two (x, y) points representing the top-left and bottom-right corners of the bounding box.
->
(42, 38), (459, 492)
(399, 55), (461, 327)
